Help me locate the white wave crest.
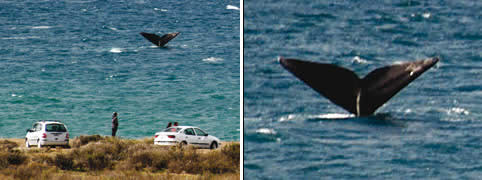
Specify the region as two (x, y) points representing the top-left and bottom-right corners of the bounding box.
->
(376, 24), (397, 31)
(32, 26), (52, 29)
(244, 117), (262, 122)
(279, 114), (297, 122)
(441, 107), (470, 122)
(256, 128), (277, 135)
(279, 113), (353, 122)
(154, 8), (168, 12)
(447, 107), (470, 115)
(226, 5), (240, 10)
(422, 13), (431, 19)
(202, 57), (223, 63)
(279, 113), (354, 122)
(411, 12), (431, 19)
(352, 56), (370, 64)
(109, 48), (122, 53)
(108, 27), (119, 31)
(313, 113), (355, 119)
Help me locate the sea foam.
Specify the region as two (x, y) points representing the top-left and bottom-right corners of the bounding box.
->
(226, 5), (240, 10)
(256, 128), (277, 135)
(202, 57), (223, 63)
(109, 48), (122, 53)
(32, 26), (52, 29)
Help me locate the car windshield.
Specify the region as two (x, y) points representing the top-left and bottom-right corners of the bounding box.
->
(194, 128), (207, 136)
(45, 124), (67, 132)
(163, 127), (181, 132)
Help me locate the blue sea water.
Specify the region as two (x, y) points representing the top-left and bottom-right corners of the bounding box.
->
(0, 0), (240, 141)
(244, 0), (481, 179)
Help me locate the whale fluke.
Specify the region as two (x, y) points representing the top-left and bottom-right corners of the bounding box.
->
(279, 57), (439, 116)
(140, 32), (180, 47)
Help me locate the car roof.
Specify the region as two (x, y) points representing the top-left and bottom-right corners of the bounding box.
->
(36, 120), (64, 124)
(156, 126), (207, 134)
(173, 126), (199, 129)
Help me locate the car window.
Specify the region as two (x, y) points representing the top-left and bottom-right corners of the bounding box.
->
(34, 123), (41, 131)
(183, 128), (195, 135)
(45, 124), (67, 132)
(194, 128), (207, 136)
(163, 128), (181, 132)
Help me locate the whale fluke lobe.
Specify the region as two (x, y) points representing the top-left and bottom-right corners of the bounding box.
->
(140, 32), (180, 47)
(279, 57), (439, 116)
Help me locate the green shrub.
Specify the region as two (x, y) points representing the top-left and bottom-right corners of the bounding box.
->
(0, 152), (9, 169)
(200, 151), (235, 174)
(69, 139), (132, 171)
(72, 135), (104, 148)
(86, 152), (111, 171)
(13, 162), (50, 180)
(141, 137), (154, 145)
(0, 140), (18, 152)
(31, 154), (53, 165)
(128, 149), (170, 171)
(0, 137), (240, 178)
(130, 151), (153, 170)
(151, 151), (170, 171)
(0, 151), (27, 170)
(26, 147), (51, 154)
(167, 146), (201, 174)
(55, 153), (74, 170)
(126, 143), (152, 153)
(7, 152), (28, 165)
(70, 145), (113, 171)
(103, 137), (131, 161)
(221, 143), (240, 165)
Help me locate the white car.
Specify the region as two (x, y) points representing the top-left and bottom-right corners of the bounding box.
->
(25, 120), (69, 148)
(154, 126), (221, 149)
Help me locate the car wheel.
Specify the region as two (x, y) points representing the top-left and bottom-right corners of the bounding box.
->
(210, 141), (218, 149)
(37, 140), (42, 148)
(25, 139), (30, 148)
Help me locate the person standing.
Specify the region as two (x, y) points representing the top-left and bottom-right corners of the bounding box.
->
(112, 112), (119, 137)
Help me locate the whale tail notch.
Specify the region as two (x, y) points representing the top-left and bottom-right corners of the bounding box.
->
(140, 32), (180, 47)
(279, 57), (439, 116)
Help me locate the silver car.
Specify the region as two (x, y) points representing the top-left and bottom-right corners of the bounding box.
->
(154, 126), (221, 149)
(25, 120), (69, 148)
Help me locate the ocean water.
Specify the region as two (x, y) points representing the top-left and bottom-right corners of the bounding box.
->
(244, 0), (481, 179)
(0, 0), (240, 141)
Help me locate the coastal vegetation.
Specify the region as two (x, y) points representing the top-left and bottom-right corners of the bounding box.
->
(0, 136), (239, 179)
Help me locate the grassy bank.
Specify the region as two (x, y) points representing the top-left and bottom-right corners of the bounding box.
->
(0, 136), (239, 180)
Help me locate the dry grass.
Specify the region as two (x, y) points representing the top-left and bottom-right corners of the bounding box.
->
(0, 136), (239, 179)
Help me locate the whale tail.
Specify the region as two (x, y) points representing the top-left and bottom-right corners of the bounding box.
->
(279, 57), (439, 116)
(140, 32), (180, 47)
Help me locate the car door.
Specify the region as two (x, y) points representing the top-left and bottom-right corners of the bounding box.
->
(182, 128), (197, 146)
(26, 124), (34, 144)
(194, 128), (210, 148)
(27, 123), (40, 145)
